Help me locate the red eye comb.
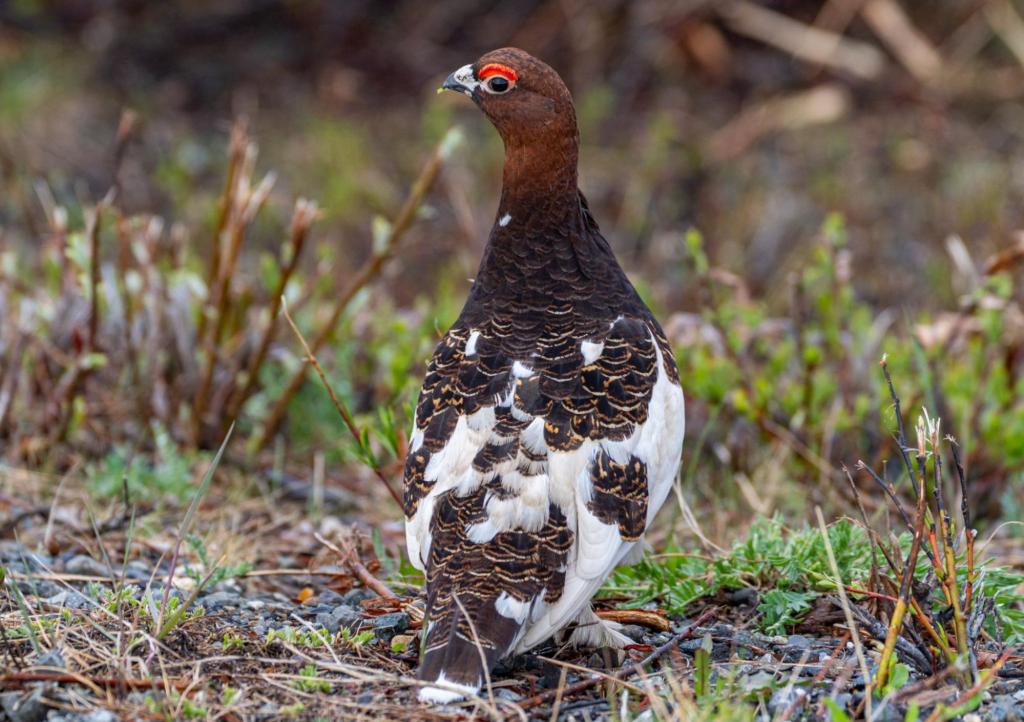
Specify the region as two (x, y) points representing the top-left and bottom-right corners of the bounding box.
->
(478, 63), (518, 82)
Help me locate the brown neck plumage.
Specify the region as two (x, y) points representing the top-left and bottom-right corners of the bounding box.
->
(499, 132), (579, 215)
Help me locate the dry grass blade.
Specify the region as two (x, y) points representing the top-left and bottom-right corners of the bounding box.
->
(282, 299), (402, 508)
(155, 424), (234, 636)
(815, 506), (872, 720)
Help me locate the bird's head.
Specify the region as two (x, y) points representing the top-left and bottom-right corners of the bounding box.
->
(441, 48), (577, 151)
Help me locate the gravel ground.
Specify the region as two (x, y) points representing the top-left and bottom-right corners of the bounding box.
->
(2, 539), (1023, 721)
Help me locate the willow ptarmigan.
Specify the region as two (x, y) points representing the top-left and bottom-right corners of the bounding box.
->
(404, 47), (685, 703)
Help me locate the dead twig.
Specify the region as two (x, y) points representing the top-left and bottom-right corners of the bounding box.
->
(718, 0), (885, 80)
(860, 0), (943, 83)
(314, 532), (398, 600)
(594, 608), (671, 632)
(1, 670), (190, 691)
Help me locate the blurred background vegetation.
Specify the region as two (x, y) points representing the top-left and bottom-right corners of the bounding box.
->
(2, 0), (1024, 548)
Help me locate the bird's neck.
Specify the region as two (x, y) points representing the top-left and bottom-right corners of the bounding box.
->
(466, 133), (610, 313)
(498, 136), (580, 216)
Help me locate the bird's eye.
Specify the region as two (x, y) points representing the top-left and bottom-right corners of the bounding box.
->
(485, 76), (511, 94)
(477, 63), (518, 94)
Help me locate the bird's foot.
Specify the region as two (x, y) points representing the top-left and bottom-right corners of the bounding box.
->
(565, 605), (632, 650)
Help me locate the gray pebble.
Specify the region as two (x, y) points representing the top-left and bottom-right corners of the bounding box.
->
(494, 688), (522, 702)
(315, 604), (362, 634)
(35, 647), (65, 669)
(318, 589), (344, 605)
(767, 686), (806, 716)
(44, 591), (91, 610)
(343, 587), (376, 606)
(372, 612), (409, 642)
(620, 624), (646, 642)
(1, 687), (49, 722)
(48, 711), (118, 722)
(18, 581), (61, 599)
(678, 638), (703, 654)
(303, 603), (334, 616)
(786, 634), (811, 648)
(988, 696), (1023, 722)
(199, 591), (241, 611)
(122, 561), (153, 581)
(64, 556), (108, 577)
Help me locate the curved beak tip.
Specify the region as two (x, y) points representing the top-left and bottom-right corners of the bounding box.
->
(440, 65), (478, 98)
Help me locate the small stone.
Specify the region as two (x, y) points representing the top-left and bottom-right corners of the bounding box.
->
(725, 588), (759, 606)
(304, 603), (334, 616)
(1, 687), (48, 722)
(964, 714), (981, 722)
(356, 693), (374, 704)
(372, 612), (409, 642)
(44, 591), (90, 610)
(678, 638), (703, 654)
(767, 686), (806, 716)
(200, 591), (241, 611)
(50, 711), (119, 722)
(35, 647), (65, 669)
(988, 696), (1023, 722)
(390, 634), (415, 652)
(343, 587), (377, 606)
(494, 688), (522, 702)
(18, 581), (61, 599)
(255, 702), (279, 716)
(318, 589), (344, 605)
(620, 624), (646, 642)
(64, 555), (107, 577)
(122, 561), (152, 581)
(786, 634), (811, 648)
(83, 711), (118, 722)
(316, 604), (362, 634)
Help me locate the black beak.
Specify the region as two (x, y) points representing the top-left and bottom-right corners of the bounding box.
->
(442, 73), (467, 93)
(439, 64), (477, 97)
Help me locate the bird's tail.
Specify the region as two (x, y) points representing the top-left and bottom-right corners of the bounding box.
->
(417, 589), (524, 703)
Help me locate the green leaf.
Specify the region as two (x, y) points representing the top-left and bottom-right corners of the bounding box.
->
(824, 697), (851, 722)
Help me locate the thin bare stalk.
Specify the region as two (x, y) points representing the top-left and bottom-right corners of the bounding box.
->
(223, 198), (318, 428)
(256, 128), (462, 450)
(196, 120), (246, 344)
(281, 299), (402, 508)
(875, 477), (923, 690)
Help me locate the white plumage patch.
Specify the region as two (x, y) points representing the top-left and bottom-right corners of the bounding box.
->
(419, 671), (479, 703)
(465, 330), (481, 356)
(512, 360), (533, 378)
(495, 591), (532, 623)
(580, 339), (603, 364)
(499, 213), (512, 227)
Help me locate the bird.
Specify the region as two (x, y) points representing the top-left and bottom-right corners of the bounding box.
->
(404, 47), (685, 703)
